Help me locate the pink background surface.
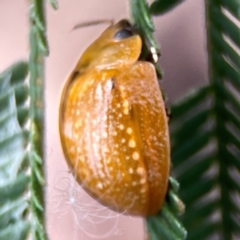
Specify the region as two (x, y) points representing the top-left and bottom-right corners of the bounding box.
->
(0, 1), (207, 239)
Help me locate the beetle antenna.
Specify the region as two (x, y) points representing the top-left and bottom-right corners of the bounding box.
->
(72, 20), (114, 31)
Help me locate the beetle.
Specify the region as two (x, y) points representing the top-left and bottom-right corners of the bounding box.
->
(59, 19), (170, 216)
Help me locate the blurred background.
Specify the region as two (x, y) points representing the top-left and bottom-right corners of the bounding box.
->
(0, 0), (207, 239)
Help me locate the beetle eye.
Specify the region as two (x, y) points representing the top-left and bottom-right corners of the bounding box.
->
(114, 28), (134, 40)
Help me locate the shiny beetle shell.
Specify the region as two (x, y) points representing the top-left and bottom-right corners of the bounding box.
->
(59, 19), (170, 216)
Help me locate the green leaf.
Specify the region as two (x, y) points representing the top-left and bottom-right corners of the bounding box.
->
(150, 0), (185, 15)
(30, 0), (49, 55)
(0, 221), (29, 240)
(0, 62), (30, 240)
(48, 0), (58, 10)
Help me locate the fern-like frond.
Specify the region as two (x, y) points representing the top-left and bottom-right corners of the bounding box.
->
(28, 0), (50, 239)
(1, 0), (55, 239)
(171, 1), (240, 237)
(0, 62), (29, 240)
(130, 0), (163, 78)
(130, 1), (187, 239)
(146, 177), (187, 240)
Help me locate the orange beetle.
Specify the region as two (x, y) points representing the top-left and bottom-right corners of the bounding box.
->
(59, 19), (170, 216)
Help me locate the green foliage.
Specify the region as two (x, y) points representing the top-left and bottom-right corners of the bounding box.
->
(0, 62), (29, 240)
(146, 177), (187, 240)
(170, 0), (240, 239)
(132, 0), (239, 239)
(48, 0), (58, 10)
(2, 0), (239, 240)
(1, 0), (53, 239)
(28, 0), (51, 239)
(130, 0), (162, 78)
(150, 0), (185, 15)
(130, 0), (187, 239)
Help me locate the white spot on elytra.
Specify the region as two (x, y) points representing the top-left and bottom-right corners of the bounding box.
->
(123, 99), (129, 108)
(97, 182), (103, 189)
(129, 168), (133, 174)
(103, 147), (109, 153)
(132, 152), (139, 160)
(140, 178), (146, 184)
(128, 139), (136, 148)
(132, 181), (137, 186)
(127, 127), (132, 134)
(123, 108), (129, 115)
(74, 121), (81, 128)
(137, 167), (145, 175)
(119, 124), (124, 130)
(102, 131), (108, 138)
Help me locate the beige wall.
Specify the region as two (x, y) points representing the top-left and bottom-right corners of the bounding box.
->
(0, 1), (207, 239)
